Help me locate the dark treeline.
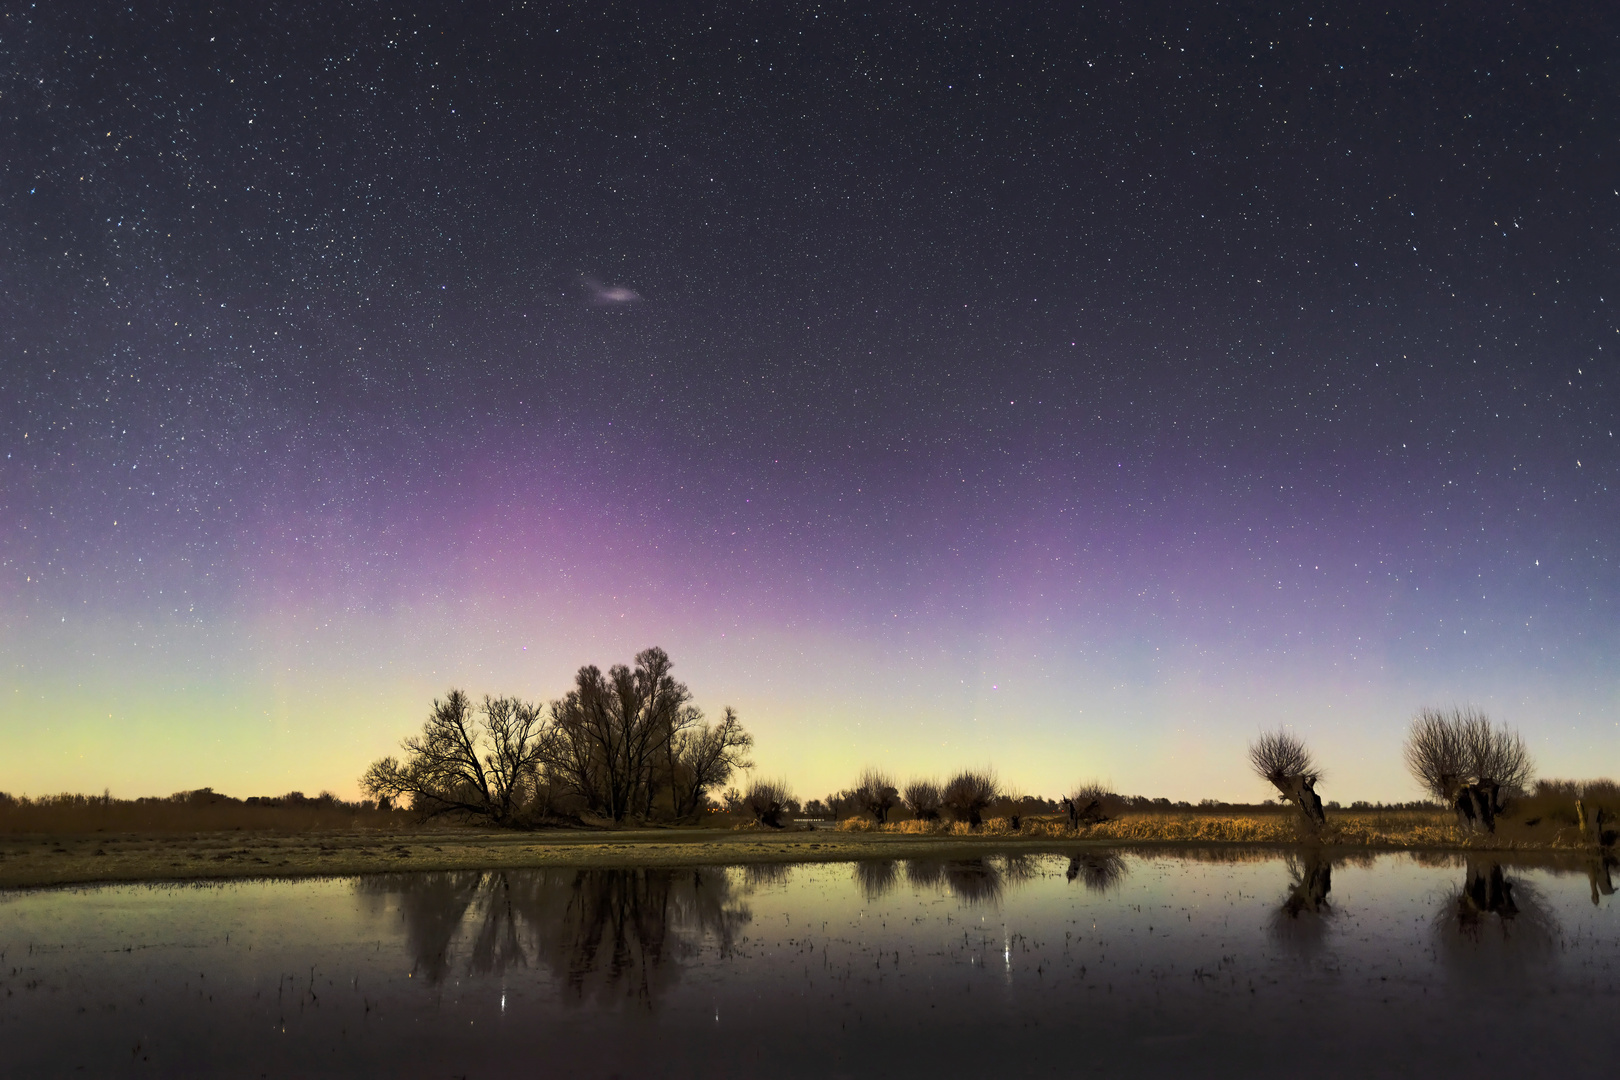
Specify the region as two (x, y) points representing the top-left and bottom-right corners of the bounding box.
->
(362, 647), (753, 827)
(0, 787), (403, 834)
(16, 697), (1611, 839)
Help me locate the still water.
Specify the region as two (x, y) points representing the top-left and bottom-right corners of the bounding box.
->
(3, 850), (1617, 1077)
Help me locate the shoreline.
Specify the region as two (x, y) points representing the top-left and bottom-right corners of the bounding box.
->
(0, 825), (1606, 890)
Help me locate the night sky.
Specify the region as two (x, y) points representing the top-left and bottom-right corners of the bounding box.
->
(4, 2), (1617, 802)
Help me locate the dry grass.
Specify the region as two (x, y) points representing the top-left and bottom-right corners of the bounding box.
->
(837, 807), (1602, 850)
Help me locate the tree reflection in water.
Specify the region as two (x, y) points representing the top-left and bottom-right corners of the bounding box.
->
(898, 856), (1038, 905)
(1281, 851), (1332, 917)
(852, 859), (899, 901)
(1585, 856), (1616, 907)
(1065, 852), (1128, 893)
(1433, 859), (1558, 984)
(1269, 850), (1333, 953)
(357, 867), (751, 1005)
(740, 863), (792, 890)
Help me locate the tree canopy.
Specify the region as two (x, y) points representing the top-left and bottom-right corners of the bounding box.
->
(361, 648), (750, 826)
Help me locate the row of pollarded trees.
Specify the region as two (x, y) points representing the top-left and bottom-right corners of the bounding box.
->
(1251, 705), (1534, 834)
(814, 768), (1007, 828)
(361, 648), (754, 826)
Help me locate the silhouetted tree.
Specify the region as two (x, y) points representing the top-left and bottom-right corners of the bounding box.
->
(1248, 730), (1327, 829)
(941, 770), (999, 827)
(824, 789), (859, 820)
(1404, 706), (1533, 833)
(543, 647), (696, 822)
(668, 707), (753, 820)
(1061, 781), (1115, 828)
(902, 778), (942, 822)
(853, 768), (900, 824)
(361, 690), (547, 826)
(743, 778), (795, 828)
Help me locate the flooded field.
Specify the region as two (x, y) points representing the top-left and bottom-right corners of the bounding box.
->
(2, 849), (1616, 1077)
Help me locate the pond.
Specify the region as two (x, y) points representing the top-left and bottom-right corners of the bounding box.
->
(2, 849), (1617, 1077)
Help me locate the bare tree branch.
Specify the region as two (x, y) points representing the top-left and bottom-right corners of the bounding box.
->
(941, 770), (999, 828)
(853, 768), (900, 824)
(743, 778), (795, 828)
(1404, 706), (1534, 833)
(670, 707), (754, 819)
(902, 779), (942, 822)
(360, 690), (548, 825)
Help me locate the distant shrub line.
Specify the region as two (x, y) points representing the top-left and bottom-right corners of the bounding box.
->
(0, 787), (405, 835)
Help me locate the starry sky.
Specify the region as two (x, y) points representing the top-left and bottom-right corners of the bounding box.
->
(4, 2), (1617, 803)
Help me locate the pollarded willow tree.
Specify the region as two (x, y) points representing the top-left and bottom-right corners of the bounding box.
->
(853, 768), (900, 824)
(1062, 781), (1115, 828)
(743, 778), (795, 828)
(940, 770), (999, 828)
(1404, 706), (1533, 833)
(902, 779), (942, 822)
(1248, 730), (1327, 829)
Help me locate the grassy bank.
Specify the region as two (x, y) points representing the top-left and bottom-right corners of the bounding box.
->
(1, 805), (1607, 890)
(836, 808), (1584, 848)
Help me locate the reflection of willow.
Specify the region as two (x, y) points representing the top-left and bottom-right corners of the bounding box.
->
(900, 856), (1037, 905)
(358, 868), (751, 1005)
(740, 863), (792, 891)
(1433, 860), (1557, 983)
(1268, 850), (1332, 953)
(1281, 851), (1332, 917)
(1065, 852), (1128, 893)
(1586, 857), (1617, 907)
(853, 859), (899, 900)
